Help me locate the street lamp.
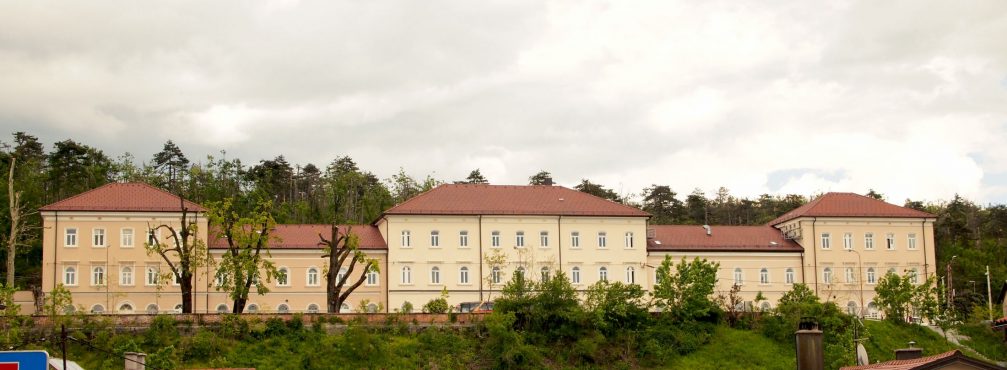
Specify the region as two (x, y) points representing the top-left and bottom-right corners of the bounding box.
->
(847, 249), (865, 318)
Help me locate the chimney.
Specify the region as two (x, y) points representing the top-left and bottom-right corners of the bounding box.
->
(796, 318), (824, 370)
(703, 225), (712, 236)
(894, 342), (923, 360)
(543, 177), (554, 186)
(124, 352), (146, 370)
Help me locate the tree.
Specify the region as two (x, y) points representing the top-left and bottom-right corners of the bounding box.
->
(873, 271), (916, 322)
(528, 170), (553, 185)
(574, 179), (621, 202)
(584, 280), (649, 335)
(208, 198), (279, 314)
(144, 195), (209, 314)
(45, 139), (113, 202)
(4, 157), (33, 287)
(151, 140), (190, 189)
(460, 169), (488, 184)
(641, 185), (683, 224)
(718, 283), (744, 327)
(865, 189), (885, 200)
(651, 256), (719, 320)
(318, 224), (379, 313)
(684, 188), (709, 224)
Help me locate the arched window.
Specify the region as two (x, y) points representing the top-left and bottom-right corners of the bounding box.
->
(847, 301), (858, 316)
(173, 304), (183, 313)
(887, 267), (897, 276)
(92, 266), (105, 286)
(307, 304), (319, 313)
(63, 305), (76, 314)
(599, 267), (608, 281)
(118, 303), (134, 314)
(340, 303), (350, 312)
(277, 304), (289, 313)
(146, 304), (159, 314)
(121, 266), (134, 286)
(216, 304), (229, 313)
(823, 267), (832, 284)
(146, 267), (159, 286)
(908, 268), (919, 284)
(366, 303), (378, 313)
(571, 267), (581, 284)
(625, 266), (635, 284)
(401, 266), (412, 284)
(541, 267), (550, 281)
(734, 268), (743, 285)
(64, 266), (77, 286)
(867, 302), (879, 319)
(785, 268), (795, 284)
(91, 304), (105, 314)
(307, 267), (319, 286)
(247, 304), (259, 313)
(366, 270), (379, 286)
(491, 267), (501, 284)
(759, 268), (769, 284)
(459, 267), (470, 284)
(866, 268), (876, 284)
(276, 267), (289, 286)
(760, 302), (771, 311)
(430, 266), (441, 284)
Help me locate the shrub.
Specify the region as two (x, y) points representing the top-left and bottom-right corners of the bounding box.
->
(423, 298), (449, 314)
(219, 314), (250, 340)
(401, 301), (414, 314)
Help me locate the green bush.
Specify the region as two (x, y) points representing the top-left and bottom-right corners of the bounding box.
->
(423, 298), (449, 314)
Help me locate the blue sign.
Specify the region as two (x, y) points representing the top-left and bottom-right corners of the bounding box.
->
(0, 350), (50, 370)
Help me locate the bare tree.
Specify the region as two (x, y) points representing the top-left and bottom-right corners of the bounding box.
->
(318, 225), (378, 313)
(5, 158), (34, 287)
(145, 195), (209, 313)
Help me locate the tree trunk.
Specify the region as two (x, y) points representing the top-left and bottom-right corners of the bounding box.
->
(6, 157), (19, 288)
(181, 277), (193, 313)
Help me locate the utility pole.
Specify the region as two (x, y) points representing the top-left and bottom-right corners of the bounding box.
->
(986, 265), (993, 321)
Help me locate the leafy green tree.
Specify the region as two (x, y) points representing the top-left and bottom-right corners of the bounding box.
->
(652, 256), (720, 320)
(584, 280), (649, 335)
(684, 188), (709, 224)
(641, 185), (683, 224)
(865, 189), (885, 200)
(528, 170), (553, 185)
(208, 198), (279, 313)
(873, 271), (916, 322)
(460, 169), (488, 184)
(45, 139), (113, 201)
(145, 194), (209, 314)
(574, 179), (621, 203)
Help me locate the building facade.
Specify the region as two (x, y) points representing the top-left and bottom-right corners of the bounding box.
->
(39, 183), (936, 316)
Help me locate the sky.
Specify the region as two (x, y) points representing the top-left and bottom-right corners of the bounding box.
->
(1, 0), (1006, 204)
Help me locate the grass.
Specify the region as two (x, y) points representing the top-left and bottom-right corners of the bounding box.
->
(668, 326), (795, 370)
(957, 323), (1007, 362)
(860, 320), (958, 363)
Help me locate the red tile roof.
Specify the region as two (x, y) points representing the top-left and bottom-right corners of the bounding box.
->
(381, 184), (649, 218)
(838, 350), (1003, 370)
(768, 192), (935, 226)
(40, 182), (206, 212)
(209, 224), (386, 250)
(647, 225), (803, 252)
(994, 316), (1007, 330)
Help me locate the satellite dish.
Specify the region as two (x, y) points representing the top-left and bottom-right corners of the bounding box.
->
(856, 343), (869, 366)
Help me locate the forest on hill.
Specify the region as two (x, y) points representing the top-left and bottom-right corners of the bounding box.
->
(0, 131), (1003, 320)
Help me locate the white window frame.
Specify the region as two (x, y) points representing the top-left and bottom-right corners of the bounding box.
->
(145, 266), (159, 286)
(597, 232), (607, 248)
(217, 304), (230, 313)
(430, 266), (440, 285)
(430, 230), (440, 248)
(820, 233), (831, 249)
(625, 266), (635, 284)
(401, 230), (411, 248)
(91, 266), (105, 286)
(866, 267), (876, 284)
(491, 231), (500, 247)
(846, 267), (855, 283)
(843, 233), (853, 250)
(571, 267), (581, 284)
(907, 233), (917, 250)
(734, 268), (743, 285)
(64, 228), (78, 247)
(759, 268), (769, 284)
(63, 266), (77, 286)
(276, 267), (290, 287)
(491, 267), (502, 285)
(120, 266), (134, 286)
(785, 268), (795, 284)
(886, 233), (896, 250)
(540, 231), (549, 247)
(823, 267), (832, 284)
(401, 266), (412, 285)
(865, 233), (874, 249)
(121, 228), (134, 248)
(459, 231), (469, 247)
(92, 228), (106, 248)
(515, 231), (525, 248)
(366, 270), (379, 286)
(908, 268), (919, 284)
(571, 231), (580, 248)
(459, 267), (469, 285)
(307, 267), (319, 286)
(307, 303), (319, 313)
(337, 268), (347, 283)
(541, 267), (550, 281)
(625, 232), (634, 248)
(598, 266), (608, 281)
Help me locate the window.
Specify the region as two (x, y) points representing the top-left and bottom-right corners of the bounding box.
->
(908, 268), (919, 284)
(823, 267), (832, 284)
(491, 231), (500, 247)
(886, 233), (895, 250)
(146, 304), (159, 314)
(430, 230), (440, 247)
(247, 304), (258, 313)
(91, 266), (105, 286)
(734, 268), (743, 285)
(121, 228), (134, 247)
(887, 267), (896, 276)
(120, 266), (134, 286)
(277, 304), (289, 313)
(541, 267), (550, 281)
(307, 268), (319, 286)
(491, 267), (501, 285)
(759, 268), (769, 284)
(337, 268), (347, 283)
(214, 274), (224, 287)
(867, 302), (879, 319)
(459, 267), (470, 284)
(908, 233), (917, 250)
(625, 232), (634, 248)
(173, 304), (183, 313)
(92, 228), (106, 247)
(146, 267), (159, 286)
(843, 233), (853, 250)
(367, 270), (379, 286)
(277, 267), (289, 286)
(459, 231), (469, 247)
(307, 304), (319, 313)
(401, 230), (411, 247)
(217, 304), (230, 313)
(118, 303), (134, 314)
(515, 267), (525, 278)
(626, 266), (636, 284)
(366, 303), (378, 313)
(820, 233), (831, 249)
(65, 228), (77, 247)
(598, 267), (608, 281)
(571, 232), (580, 248)
(785, 268), (794, 284)
(340, 303), (350, 312)
(540, 231), (549, 247)
(401, 266), (412, 284)
(430, 266), (440, 284)
(91, 304), (105, 314)
(866, 268), (876, 284)
(64, 266), (77, 286)
(597, 232), (607, 248)
(847, 302), (858, 315)
(516, 231), (525, 247)
(846, 267), (855, 283)
(760, 302), (771, 311)
(865, 233), (874, 249)
(571, 267), (581, 284)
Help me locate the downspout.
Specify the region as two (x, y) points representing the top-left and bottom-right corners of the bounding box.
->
(922, 219), (929, 278)
(53, 211), (59, 291)
(812, 217), (819, 295)
(385, 217), (390, 310)
(478, 215), (483, 302)
(557, 215), (562, 274)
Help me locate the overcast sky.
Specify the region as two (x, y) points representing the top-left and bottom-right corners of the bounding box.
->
(2, 0), (1006, 204)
